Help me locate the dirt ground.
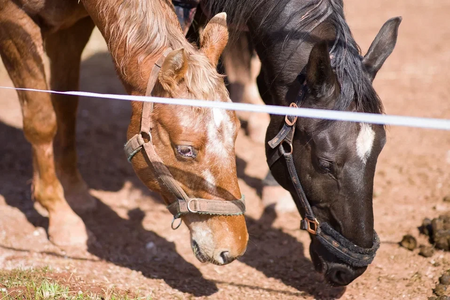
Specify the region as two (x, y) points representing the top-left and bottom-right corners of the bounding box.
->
(1, 0), (450, 299)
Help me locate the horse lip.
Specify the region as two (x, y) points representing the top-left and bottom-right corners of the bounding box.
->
(192, 240), (209, 263)
(191, 240), (232, 265)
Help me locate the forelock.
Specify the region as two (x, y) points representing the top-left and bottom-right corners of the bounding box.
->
(184, 53), (229, 103)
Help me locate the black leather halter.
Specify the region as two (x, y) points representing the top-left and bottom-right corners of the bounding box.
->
(267, 78), (380, 268)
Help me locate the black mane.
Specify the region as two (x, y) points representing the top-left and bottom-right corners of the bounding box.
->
(203, 0), (383, 114)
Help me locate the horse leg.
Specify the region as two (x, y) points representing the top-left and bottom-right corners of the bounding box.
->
(256, 69), (296, 213)
(261, 172), (296, 213)
(245, 54), (270, 143)
(0, 3), (88, 247)
(222, 31), (269, 144)
(45, 17), (97, 213)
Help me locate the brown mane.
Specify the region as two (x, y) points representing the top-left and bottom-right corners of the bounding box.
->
(98, 0), (225, 100)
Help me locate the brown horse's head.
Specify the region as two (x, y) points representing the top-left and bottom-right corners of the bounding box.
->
(127, 13), (248, 265)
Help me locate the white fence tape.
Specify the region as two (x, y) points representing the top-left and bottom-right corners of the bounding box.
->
(1, 86), (450, 131)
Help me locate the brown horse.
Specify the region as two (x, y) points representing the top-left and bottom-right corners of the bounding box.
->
(0, 0), (248, 265)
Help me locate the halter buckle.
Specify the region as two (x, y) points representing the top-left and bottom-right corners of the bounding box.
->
(304, 217), (320, 235)
(285, 103), (298, 126)
(187, 199), (199, 213)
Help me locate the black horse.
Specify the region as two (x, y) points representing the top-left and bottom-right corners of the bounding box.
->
(190, 0), (401, 286)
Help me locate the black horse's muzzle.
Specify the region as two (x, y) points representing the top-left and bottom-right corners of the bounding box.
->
(309, 223), (380, 286)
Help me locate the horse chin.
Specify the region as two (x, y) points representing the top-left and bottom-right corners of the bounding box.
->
(309, 239), (368, 286)
(309, 241), (327, 274)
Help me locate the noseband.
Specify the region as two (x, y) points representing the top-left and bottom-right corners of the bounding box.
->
(267, 79), (379, 268)
(124, 48), (245, 230)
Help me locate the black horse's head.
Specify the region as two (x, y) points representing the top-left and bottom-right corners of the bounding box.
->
(266, 17), (401, 286)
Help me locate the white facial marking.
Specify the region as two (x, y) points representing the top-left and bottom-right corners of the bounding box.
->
(356, 123), (375, 164)
(206, 110), (234, 158)
(213, 108), (225, 127)
(202, 170), (216, 185)
(202, 170), (217, 193)
(191, 223), (214, 256)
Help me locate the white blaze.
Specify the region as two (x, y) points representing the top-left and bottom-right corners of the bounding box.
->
(202, 170), (216, 186)
(203, 108), (235, 190)
(206, 109), (233, 158)
(356, 123), (375, 164)
(213, 108), (225, 127)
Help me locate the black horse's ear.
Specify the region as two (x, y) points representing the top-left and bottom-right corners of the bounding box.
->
(363, 17), (402, 81)
(306, 41), (337, 101)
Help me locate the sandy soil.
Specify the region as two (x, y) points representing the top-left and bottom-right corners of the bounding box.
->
(1, 0), (450, 299)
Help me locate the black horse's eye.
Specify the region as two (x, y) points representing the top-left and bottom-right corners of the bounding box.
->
(176, 145), (197, 159)
(318, 159), (334, 174)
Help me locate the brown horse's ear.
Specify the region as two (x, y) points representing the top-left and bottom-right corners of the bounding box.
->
(200, 12), (229, 66)
(159, 48), (188, 92)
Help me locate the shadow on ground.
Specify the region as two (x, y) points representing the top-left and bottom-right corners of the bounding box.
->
(84, 201), (219, 296)
(241, 207), (346, 299)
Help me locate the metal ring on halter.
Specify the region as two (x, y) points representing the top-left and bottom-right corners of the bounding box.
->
(141, 131), (152, 143)
(280, 141), (293, 155)
(285, 103), (298, 126)
(171, 214), (182, 230)
(187, 199), (199, 213)
(305, 217), (320, 235)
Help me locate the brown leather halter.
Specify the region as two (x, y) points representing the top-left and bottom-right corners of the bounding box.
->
(124, 48), (245, 230)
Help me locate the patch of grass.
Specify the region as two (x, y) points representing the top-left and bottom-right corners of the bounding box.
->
(0, 267), (151, 299)
(34, 279), (69, 299)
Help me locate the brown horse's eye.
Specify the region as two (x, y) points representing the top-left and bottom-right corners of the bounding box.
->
(176, 145), (197, 159)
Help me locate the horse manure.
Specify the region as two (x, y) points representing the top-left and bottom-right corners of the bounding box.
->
(420, 218), (433, 236)
(400, 234), (417, 251)
(443, 195), (450, 203)
(440, 274), (450, 285)
(434, 284), (450, 297)
(432, 270), (450, 298)
(420, 215), (450, 251)
(432, 216), (450, 251)
(419, 245), (435, 258)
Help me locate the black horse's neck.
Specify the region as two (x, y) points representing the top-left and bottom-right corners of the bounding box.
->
(204, 0), (382, 113)
(205, 0), (334, 103)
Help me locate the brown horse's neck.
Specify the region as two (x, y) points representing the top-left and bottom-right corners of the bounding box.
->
(81, 0), (193, 95)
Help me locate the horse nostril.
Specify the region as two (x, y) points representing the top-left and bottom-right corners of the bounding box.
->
(220, 251), (231, 264)
(327, 265), (356, 286)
